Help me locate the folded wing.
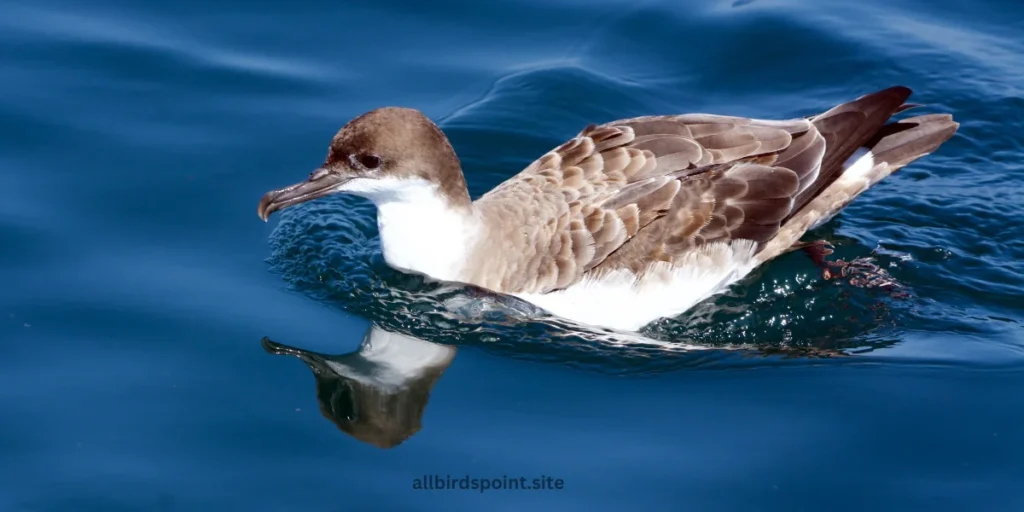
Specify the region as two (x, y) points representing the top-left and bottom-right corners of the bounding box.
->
(473, 87), (917, 293)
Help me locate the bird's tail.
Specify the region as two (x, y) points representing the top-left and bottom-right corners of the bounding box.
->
(785, 86), (959, 224)
(861, 112), (960, 175)
(758, 88), (959, 262)
(800, 110), (959, 234)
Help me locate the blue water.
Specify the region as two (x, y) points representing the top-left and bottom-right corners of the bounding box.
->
(2, 0), (1023, 509)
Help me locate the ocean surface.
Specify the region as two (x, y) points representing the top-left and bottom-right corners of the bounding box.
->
(2, 0), (1023, 510)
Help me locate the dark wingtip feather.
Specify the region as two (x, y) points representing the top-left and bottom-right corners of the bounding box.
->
(896, 102), (924, 113)
(871, 85), (913, 99)
(788, 86), (916, 217)
(891, 85), (913, 96)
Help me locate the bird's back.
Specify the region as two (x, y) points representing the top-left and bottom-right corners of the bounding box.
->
(466, 86), (957, 299)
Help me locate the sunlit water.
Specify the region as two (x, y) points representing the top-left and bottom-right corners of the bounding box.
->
(2, 0), (1023, 509)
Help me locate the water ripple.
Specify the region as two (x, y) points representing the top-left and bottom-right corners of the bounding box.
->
(0, 4), (336, 83)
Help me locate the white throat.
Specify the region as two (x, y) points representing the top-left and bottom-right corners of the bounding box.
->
(338, 176), (478, 282)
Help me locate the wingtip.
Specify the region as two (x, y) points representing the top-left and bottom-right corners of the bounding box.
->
(891, 85), (913, 96)
(886, 85), (914, 103)
(852, 85), (913, 105)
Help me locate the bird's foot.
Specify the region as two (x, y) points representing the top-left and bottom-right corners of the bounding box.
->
(797, 240), (836, 278)
(830, 258), (907, 296)
(798, 240), (908, 298)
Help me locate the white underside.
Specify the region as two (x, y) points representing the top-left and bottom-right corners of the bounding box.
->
(840, 147), (876, 181)
(515, 240), (760, 332)
(808, 147), (877, 230)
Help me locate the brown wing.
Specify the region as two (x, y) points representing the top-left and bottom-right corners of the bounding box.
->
(472, 87), (913, 293)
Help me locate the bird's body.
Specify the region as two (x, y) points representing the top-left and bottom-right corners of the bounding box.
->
(259, 86), (958, 331)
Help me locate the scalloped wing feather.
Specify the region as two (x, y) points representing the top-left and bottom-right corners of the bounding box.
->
(471, 87), (917, 294)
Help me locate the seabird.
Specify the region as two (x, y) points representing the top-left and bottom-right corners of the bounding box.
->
(258, 86), (958, 331)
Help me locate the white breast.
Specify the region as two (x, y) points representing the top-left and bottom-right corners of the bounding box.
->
(338, 176), (479, 282)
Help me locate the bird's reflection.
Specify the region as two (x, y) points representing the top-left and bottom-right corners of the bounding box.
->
(262, 325), (456, 449)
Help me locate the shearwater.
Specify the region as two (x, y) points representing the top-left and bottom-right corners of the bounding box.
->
(258, 86), (957, 332)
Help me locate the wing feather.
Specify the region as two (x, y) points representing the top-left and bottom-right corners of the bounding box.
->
(471, 88), (913, 293)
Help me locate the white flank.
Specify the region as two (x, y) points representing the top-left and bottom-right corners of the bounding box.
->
(326, 327), (455, 389)
(515, 240), (760, 332)
(807, 148), (876, 231)
(339, 176), (479, 282)
(839, 147), (876, 181)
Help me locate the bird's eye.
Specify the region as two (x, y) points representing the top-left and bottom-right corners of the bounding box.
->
(358, 154), (382, 169)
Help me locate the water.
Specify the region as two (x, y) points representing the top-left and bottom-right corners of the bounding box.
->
(2, 0), (1023, 509)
